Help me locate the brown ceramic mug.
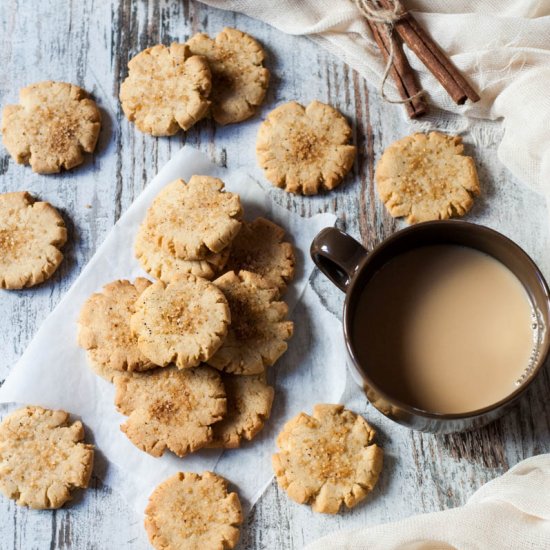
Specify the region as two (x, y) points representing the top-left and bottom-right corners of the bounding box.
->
(310, 220), (550, 433)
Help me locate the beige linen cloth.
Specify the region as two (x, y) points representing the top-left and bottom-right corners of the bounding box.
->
(200, 0), (550, 196)
(304, 454), (550, 549)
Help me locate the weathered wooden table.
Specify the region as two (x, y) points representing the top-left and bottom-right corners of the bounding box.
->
(2, 1), (550, 548)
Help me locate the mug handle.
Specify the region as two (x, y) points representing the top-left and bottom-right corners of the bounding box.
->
(310, 227), (368, 293)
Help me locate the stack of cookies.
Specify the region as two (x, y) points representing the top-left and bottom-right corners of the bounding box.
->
(78, 175), (295, 457)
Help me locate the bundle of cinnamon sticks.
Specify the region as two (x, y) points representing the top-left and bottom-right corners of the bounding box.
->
(364, 0), (479, 118)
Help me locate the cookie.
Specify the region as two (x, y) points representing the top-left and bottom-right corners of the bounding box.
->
(130, 275), (230, 369)
(120, 43), (211, 136)
(0, 191), (67, 290)
(145, 472), (242, 550)
(1, 81), (101, 173)
(256, 100), (356, 195)
(208, 271), (293, 375)
(78, 278), (156, 381)
(210, 373), (274, 448)
(114, 366), (226, 457)
(187, 27), (269, 125)
(0, 406), (94, 509)
(143, 176), (242, 260)
(225, 218), (295, 294)
(135, 223), (230, 283)
(272, 404), (383, 514)
(375, 132), (480, 223)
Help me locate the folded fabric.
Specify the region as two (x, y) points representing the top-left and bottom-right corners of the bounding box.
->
(304, 454), (550, 549)
(200, 0), (550, 197)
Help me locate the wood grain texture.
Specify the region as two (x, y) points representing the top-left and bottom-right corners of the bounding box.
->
(1, 1), (550, 549)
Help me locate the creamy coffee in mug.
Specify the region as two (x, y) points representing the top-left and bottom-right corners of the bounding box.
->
(352, 244), (538, 414)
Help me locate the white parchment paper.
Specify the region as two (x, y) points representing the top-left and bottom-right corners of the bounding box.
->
(0, 146), (347, 514)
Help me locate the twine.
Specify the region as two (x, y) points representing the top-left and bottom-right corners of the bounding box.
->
(353, 0), (425, 105)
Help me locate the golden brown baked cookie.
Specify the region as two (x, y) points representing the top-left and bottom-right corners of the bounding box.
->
(210, 373), (274, 448)
(272, 404), (383, 514)
(119, 43), (211, 136)
(145, 471), (242, 550)
(1, 81), (101, 173)
(187, 27), (269, 125)
(208, 271), (293, 375)
(130, 275), (231, 369)
(135, 223), (230, 282)
(114, 366), (226, 457)
(143, 176), (242, 260)
(375, 132), (480, 223)
(256, 100), (356, 194)
(78, 278), (156, 381)
(225, 218), (295, 294)
(0, 406), (94, 509)
(0, 191), (67, 290)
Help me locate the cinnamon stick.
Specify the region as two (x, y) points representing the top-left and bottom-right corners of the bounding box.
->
(404, 14), (479, 103)
(378, 0), (479, 105)
(366, 19), (427, 118)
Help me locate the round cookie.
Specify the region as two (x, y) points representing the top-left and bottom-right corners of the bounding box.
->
(272, 404), (383, 514)
(187, 27), (270, 125)
(0, 191), (67, 290)
(208, 271), (294, 375)
(114, 366), (226, 457)
(135, 223), (230, 282)
(210, 373), (274, 448)
(78, 278), (156, 381)
(143, 176), (242, 260)
(130, 275), (230, 369)
(120, 43), (211, 136)
(0, 406), (94, 509)
(375, 132), (480, 223)
(225, 218), (295, 294)
(1, 81), (101, 173)
(256, 100), (356, 195)
(145, 472), (242, 550)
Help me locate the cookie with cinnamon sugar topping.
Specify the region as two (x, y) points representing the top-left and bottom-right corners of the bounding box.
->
(0, 406), (94, 509)
(0, 191), (67, 289)
(130, 275), (231, 369)
(141, 176), (242, 261)
(273, 404), (383, 514)
(78, 278), (156, 381)
(256, 100), (356, 194)
(144, 472), (242, 549)
(209, 373), (274, 448)
(375, 132), (480, 223)
(119, 43), (211, 136)
(208, 270), (293, 375)
(187, 27), (269, 125)
(114, 366), (226, 457)
(225, 217), (295, 294)
(1, 81), (101, 173)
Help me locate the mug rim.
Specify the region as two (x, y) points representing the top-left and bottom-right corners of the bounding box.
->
(343, 219), (550, 421)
